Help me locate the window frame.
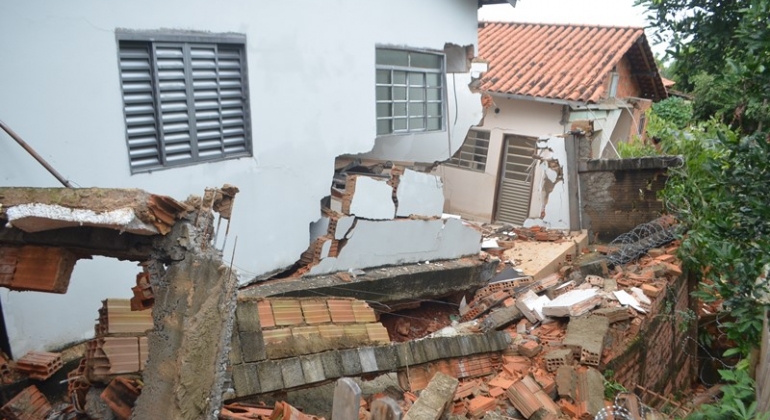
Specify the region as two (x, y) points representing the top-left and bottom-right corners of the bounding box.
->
(375, 46), (447, 136)
(446, 128), (491, 172)
(115, 30), (252, 174)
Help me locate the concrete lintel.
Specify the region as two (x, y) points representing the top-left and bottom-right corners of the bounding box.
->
(241, 258), (496, 307)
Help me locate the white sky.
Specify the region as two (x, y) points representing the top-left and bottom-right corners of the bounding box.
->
(478, 0), (669, 56)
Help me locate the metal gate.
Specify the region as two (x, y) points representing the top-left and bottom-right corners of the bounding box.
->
(495, 135), (537, 225)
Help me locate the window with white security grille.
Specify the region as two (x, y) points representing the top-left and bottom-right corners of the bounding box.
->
(375, 48), (445, 135)
(117, 32), (251, 173)
(447, 129), (490, 171)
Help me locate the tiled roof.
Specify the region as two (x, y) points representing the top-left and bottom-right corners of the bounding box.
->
(478, 22), (667, 103)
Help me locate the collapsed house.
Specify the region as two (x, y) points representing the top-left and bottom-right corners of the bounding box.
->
(0, 175), (698, 420)
(0, 0), (517, 358)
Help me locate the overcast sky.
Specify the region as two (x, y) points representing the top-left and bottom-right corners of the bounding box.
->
(478, 0), (669, 56)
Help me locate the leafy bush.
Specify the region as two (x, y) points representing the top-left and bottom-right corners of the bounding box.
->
(652, 97), (693, 129)
(688, 361), (770, 420)
(663, 121), (770, 354)
(617, 136), (660, 158)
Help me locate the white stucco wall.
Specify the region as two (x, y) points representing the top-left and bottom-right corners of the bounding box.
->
(441, 96), (566, 223)
(0, 0), (482, 356)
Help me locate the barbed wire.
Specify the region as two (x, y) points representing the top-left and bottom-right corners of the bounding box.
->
(606, 217), (680, 266)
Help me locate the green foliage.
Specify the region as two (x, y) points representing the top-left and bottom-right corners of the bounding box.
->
(688, 362), (770, 420)
(636, 0), (770, 134)
(602, 370), (628, 400)
(617, 136), (660, 158)
(663, 121), (770, 354)
(652, 97), (693, 129)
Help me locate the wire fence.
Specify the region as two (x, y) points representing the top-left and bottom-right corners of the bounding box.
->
(606, 216), (680, 266)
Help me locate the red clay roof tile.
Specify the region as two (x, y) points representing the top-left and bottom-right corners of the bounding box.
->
(479, 22), (666, 103)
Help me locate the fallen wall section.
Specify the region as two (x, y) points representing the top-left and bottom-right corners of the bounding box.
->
(131, 227), (238, 420)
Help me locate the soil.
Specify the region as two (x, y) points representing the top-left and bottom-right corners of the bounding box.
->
(379, 301), (457, 342)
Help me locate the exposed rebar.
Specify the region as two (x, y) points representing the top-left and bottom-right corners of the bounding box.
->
(0, 119), (73, 188)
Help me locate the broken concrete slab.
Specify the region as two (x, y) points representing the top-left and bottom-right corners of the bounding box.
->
(613, 290), (647, 313)
(516, 290), (550, 323)
(556, 365), (578, 401)
(480, 305), (524, 332)
(345, 176), (395, 220)
(577, 368), (605, 417)
(563, 315), (609, 367)
(395, 169), (444, 218)
(403, 372), (458, 420)
(542, 288), (601, 318)
(0, 187), (190, 236)
(331, 378), (361, 420)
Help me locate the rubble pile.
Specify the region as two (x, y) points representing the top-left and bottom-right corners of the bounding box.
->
(0, 183), (692, 420)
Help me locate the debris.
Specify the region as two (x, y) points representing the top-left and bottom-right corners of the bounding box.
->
(541, 288), (601, 318)
(506, 376), (560, 418)
(613, 290), (647, 313)
(0, 385), (52, 420)
(563, 316), (609, 367)
(14, 350), (63, 381)
(100, 377), (141, 420)
(402, 372), (458, 420)
(0, 245), (77, 294)
(331, 378), (361, 420)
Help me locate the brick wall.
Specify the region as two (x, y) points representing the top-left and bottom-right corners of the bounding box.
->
(606, 273), (696, 398)
(615, 56), (642, 99)
(579, 157), (680, 242)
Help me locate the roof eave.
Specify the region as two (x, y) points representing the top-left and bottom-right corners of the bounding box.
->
(478, 0), (517, 8)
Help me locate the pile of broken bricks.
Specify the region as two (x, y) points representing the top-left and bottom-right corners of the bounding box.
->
(421, 242), (685, 419)
(0, 297), (153, 420)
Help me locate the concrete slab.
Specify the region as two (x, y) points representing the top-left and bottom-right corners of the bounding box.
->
(307, 218), (481, 276)
(242, 258), (496, 308)
(395, 169), (444, 218)
(504, 231), (588, 281)
(348, 176), (395, 220)
(542, 288), (601, 318)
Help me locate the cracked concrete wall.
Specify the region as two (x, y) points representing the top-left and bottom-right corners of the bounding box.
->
(0, 0), (482, 354)
(441, 96), (565, 222)
(525, 136), (570, 229)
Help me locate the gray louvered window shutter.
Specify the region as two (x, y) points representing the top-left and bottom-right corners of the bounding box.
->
(119, 38), (250, 173)
(119, 42), (161, 171)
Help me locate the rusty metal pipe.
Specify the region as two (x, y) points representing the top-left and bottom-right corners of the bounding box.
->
(0, 119), (73, 188)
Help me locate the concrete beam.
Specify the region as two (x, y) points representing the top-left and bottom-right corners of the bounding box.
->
(242, 258), (496, 308)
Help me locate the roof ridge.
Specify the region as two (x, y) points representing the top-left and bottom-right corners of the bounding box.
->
(478, 20), (645, 31)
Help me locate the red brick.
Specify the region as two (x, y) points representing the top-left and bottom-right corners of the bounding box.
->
(101, 377), (141, 420)
(0, 245), (76, 294)
(0, 385), (52, 420)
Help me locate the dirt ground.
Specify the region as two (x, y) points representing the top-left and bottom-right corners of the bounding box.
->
(379, 301), (457, 342)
